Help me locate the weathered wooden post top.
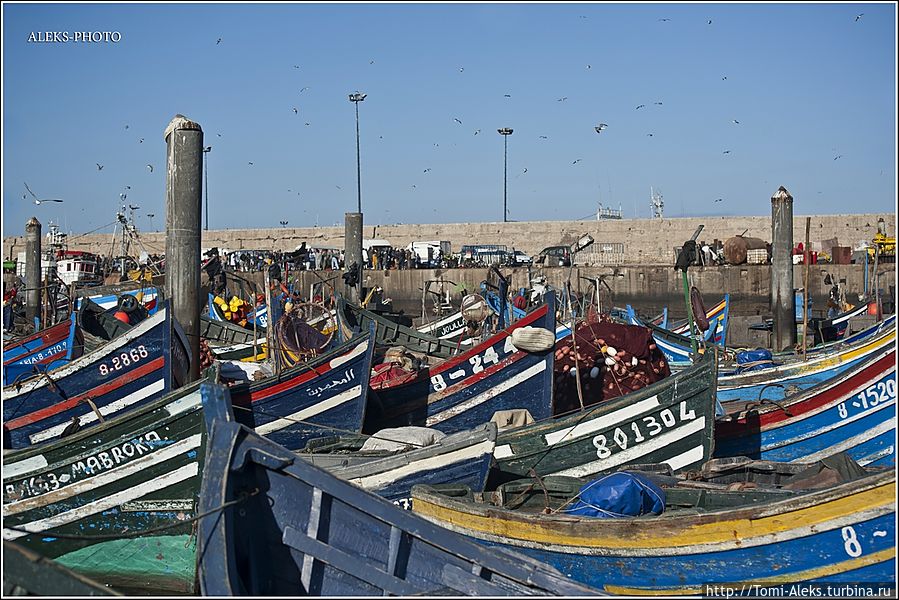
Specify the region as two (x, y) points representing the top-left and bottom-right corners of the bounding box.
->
(344, 212), (363, 303)
(770, 185), (796, 352)
(164, 114), (203, 382)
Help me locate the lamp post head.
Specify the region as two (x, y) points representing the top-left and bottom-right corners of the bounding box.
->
(349, 92), (367, 103)
(497, 128), (513, 136)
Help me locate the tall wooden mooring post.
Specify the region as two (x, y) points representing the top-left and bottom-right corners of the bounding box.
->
(771, 186), (796, 351)
(24, 217), (41, 333)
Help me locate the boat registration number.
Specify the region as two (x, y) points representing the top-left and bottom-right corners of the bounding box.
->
(592, 401), (697, 459)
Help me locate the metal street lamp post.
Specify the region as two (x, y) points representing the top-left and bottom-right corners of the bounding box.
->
(202, 146), (212, 230)
(348, 92), (367, 213)
(497, 128), (513, 222)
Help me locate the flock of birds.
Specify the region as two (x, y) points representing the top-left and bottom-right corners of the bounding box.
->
(23, 12), (867, 220)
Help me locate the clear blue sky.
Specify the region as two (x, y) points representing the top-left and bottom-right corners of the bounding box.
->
(2, 2), (896, 237)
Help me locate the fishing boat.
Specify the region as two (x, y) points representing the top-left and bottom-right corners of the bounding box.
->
(411, 460), (896, 594)
(716, 323), (896, 404)
(3, 540), (119, 596)
(336, 294), (463, 358)
(364, 292), (557, 435)
(2, 374), (214, 594)
(195, 384), (600, 596)
(3, 300), (190, 449)
(489, 348), (717, 485)
(207, 291), (268, 328)
(75, 281), (160, 315)
(3, 317), (77, 386)
(299, 423), (497, 508)
(226, 326), (376, 451)
(716, 341), (897, 467)
(624, 297), (729, 363)
(199, 312), (266, 361)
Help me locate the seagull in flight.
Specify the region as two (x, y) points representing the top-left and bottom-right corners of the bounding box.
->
(714, 198), (723, 203)
(658, 18), (671, 22)
(647, 133), (654, 137)
(335, 185), (341, 190)
(299, 87), (309, 93)
(305, 122), (311, 126)
(423, 168), (432, 173)
(217, 133), (222, 137)
(453, 118), (463, 125)
(557, 97), (568, 102)
(369, 59), (375, 64)
(636, 104), (645, 110)
(707, 19), (713, 25)
(24, 182), (63, 205)
(522, 168), (528, 174)
(96, 163), (104, 171)
(124, 124), (129, 130)
(654, 101), (663, 105)
(586, 64), (591, 69)
(722, 76), (727, 80)
(722, 150), (731, 154)
(216, 38), (222, 45)
(293, 107), (298, 114)
(732, 119), (740, 124)
(855, 13), (864, 22)
(248, 162), (254, 166)
(504, 94), (512, 98)
(474, 129), (481, 135)
(595, 123), (608, 133)
(539, 135), (549, 139)
(834, 155), (843, 161)
(139, 138), (144, 144)
(146, 164), (154, 173)
(572, 159), (582, 164)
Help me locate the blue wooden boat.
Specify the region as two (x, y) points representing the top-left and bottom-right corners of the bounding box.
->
(226, 325), (376, 451)
(207, 291), (268, 328)
(195, 382), (600, 596)
(716, 341), (897, 467)
(75, 281), (160, 315)
(3, 300), (190, 449)
(3, 540), (119, 596)
(3, 317), (79, 387)
(299, 423), (497, 508)
(411, 462), (896, 593)
(716, 323), (896, 404)
(364, 292), (556, 435)
(2, 374), (215, 594)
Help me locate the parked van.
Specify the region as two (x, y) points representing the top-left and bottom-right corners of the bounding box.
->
(407, 241), (451, 267)
(536, 245), (571, 267)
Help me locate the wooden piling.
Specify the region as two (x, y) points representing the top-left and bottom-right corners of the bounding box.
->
(164, 114), (204, 382)
(24, 217), (41, 332)
(344, 212), (363, 303)
(770, 186), (796, 352)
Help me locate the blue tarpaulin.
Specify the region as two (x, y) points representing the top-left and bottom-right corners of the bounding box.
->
(562, 472), (666, 519)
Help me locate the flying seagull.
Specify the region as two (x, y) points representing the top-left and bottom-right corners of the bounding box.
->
(557, 97), (568, 102)
(855, 13), (863, 22)
(474, 129), (481, 135)
(722, 76), (727, 80)
(96, 163), (104, 170)
(248, 162), (254, 166)
(453, 118), (463, 125)
(293, 107), (298, 114)
(636, 104), (645, 110)
(423, 168), (432, 173)
(572, 159), (582, 164)
(335, 185), (341, 189)
(586, 64), (591, 69)
(146, 164), (154, 172)
(732, 119), (740, 124)
(139, 138), (144, 144)
(24, 182), (63, 205)
(299, 87), (309, 93)
(714, 198), (723, 203)
(707, 19), (712, 25)
(722, 150), (731, 154)
(647, 133), (654, 137)
(658, 18), (671, 22)
(217, 133), (222, 137)
(595, 123), (608, 133)
(834, 155), (843, 161)
(305, 122), (311, 126)
(459, 67), (464, 72)
(654, 101), (663, 105)
(504, 94), (512, 98)
(522, 168), (528, 174)
(124, 124), (129, 130)
(216, 38), (222, 45)
(369, 59), (375, 64)
(293, 65), (300, 69)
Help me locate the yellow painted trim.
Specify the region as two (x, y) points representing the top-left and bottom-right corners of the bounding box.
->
(604, 546), (896, 595)
(413, 481), (894, 549)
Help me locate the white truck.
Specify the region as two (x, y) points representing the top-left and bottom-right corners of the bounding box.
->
(407, 241), (451, 267)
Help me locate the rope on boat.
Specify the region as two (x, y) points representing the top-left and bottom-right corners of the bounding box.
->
(3, 488), (260, 541)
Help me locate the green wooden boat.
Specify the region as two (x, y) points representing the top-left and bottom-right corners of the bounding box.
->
(199, 313), (265, 360)
(335, 293), (463, 358)
(3, 540), (120, 596)
(489, 349), (718, 486)
(2, 372), (216, 595)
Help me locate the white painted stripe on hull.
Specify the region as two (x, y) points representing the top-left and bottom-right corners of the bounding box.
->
(3, 462), (199, 540)
(790, 420), (895, 464)
(255, 385), (363, 435)
(329, 339), (369, 368)
(493, 444), (514, 459)
(858, 446), (895, 466)
(28, 378), (166, 444)
(663, 444), (706, 472)
(552, 417), (707, 478)
(425, 362), (546, 427)
(4, 455), (49, 479)
(543, 396), (661, 447)
(348, 439), (495, 490)
(5, 434), (203, 516)
(164, 389), (203, 417)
